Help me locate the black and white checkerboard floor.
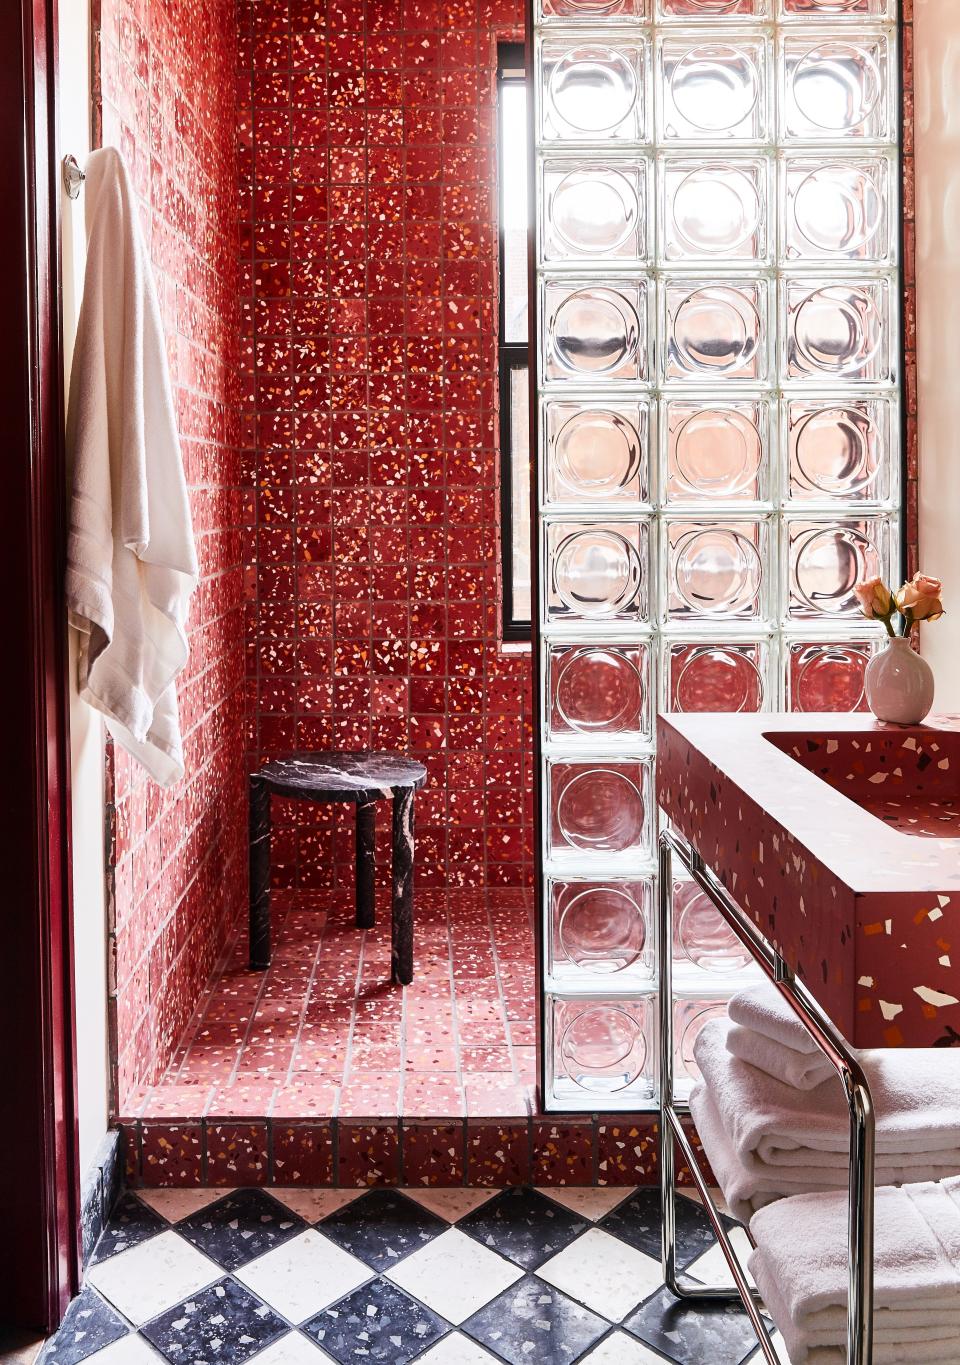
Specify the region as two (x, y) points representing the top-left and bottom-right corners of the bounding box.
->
(42, 1186), (786, 1365)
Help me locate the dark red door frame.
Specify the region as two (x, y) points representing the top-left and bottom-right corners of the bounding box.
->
(0, 0), (80, 1331)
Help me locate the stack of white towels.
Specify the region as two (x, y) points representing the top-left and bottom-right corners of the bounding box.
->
(688, 983), (960, 1364)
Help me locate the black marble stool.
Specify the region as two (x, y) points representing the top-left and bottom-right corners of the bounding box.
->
(248, 753), (427, 985)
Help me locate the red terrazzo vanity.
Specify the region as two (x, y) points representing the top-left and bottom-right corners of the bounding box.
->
(658, 713), (960, 1049)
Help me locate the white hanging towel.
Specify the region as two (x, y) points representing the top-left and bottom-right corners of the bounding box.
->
(65, 147), (197, 787)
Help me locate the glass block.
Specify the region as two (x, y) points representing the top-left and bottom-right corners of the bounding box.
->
(542, 160), (647, 264)
(547, 641), (652, 742)
(665, 399), (769, 504)
(786, 397), (893, 503)
(545, 520), (650, 622)
(548, 878), (654, 983)
(782, 155), (892, 264)
(540, 0), (648, 18)
(532, 0), (903, 1115)
(544, 279), (649, 384)
(780, 0), (893, 14)
(664, 639), (768, 712)
(665, 519), (768, 622)
(786, 516), (889, 620)
(674, 997), (730, 1099)
(540, 40), (648, 143)
(673, 874), (755, 979)
(659, 0), (768, 17)
(664, 279), (769, 383)
(547, 757), (653, 860)
(783, 277), (892, 384)
(549, 996), (653, 1106)
(786, 637), (878, 711)
(544, 401), (650, 506)
(661, 158), (769, 263)
(780, 33), (892, 143)
(658, 36), (769, 143)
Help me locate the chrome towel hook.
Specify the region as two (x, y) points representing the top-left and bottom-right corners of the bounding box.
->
(62, 153), (85, 200)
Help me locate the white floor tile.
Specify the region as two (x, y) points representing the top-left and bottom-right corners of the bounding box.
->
(414, 1333), (501, 1364)
(78, 1336), (165, 1365)
(269, 1189), (361, 1223)
(403, 1189), (498, 1223)
(685, 1226), (756, 1291)
(385, 1227), (522, 1325)
(579, 1331), (671, 1364)
(235, 1229), (371, 1323)
(242, 1329), (330, 1365)
(85, 1231), (221, 1325)
(536, 1227), (664, 1322)
(537, 1187), (635, 1222)
(136, 1188), (232, 1223)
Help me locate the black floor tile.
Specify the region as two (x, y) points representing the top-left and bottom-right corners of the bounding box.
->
(91, 1193), (167, 1265)
(462, 1275), (608, 1365)
(458, 1188), (587, 1271)
(176, 1189), (305, 1271)
(624, 1285), (764, 1365)
(42, 1287), (129, 1365)
(600, 1188), (722, 1267)
(141, 1278), (287, 1364)
(302, 1277), (449, 1364)
(317, 1189), (446, 1273)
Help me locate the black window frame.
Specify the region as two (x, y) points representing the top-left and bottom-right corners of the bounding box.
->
(497, 41), (531, 644)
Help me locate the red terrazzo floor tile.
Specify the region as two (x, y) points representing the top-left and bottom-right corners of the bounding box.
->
(139, 890), (534, 1126)
(206, 1122), (270, 1186)
(140, 1123), (203, 1187)
(596, 1119), (659, 1187)
(402, 1123), (466, 1186)
(466, 1123), (531, 1186)
(272, 1122), (335, 1185)
(532, 1122), (596, 1187)
(338, 1122), (401, 1186)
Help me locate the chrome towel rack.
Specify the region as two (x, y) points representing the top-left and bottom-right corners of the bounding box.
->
(658, 827), (876, 1365)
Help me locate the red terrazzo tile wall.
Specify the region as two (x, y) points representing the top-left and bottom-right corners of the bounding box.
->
(236, 0), (535, 897)
(93, 0), (248, 1103)
(901, 2), (918, 576)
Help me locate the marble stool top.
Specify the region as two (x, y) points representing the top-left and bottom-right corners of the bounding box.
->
(253, 752), (428, 804)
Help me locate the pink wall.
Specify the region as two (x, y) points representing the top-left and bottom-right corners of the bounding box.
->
(238, 0), (535, 897)
(94, 0), (248, 1102)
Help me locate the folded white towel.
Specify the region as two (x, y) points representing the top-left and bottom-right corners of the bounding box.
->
(726, 1022), (835, 1091)
(688, 1084), (812, 1226)
(807, 1345), (960, 1365)
(728, 981), (829, 1056)
(749, 1177), (960, 1364)
(696, 1017), (960, 1180)
(65, 147), (197, 787)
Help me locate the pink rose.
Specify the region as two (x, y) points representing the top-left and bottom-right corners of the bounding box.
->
(854, 576), (893, 619)
(897, 572), (944, 622)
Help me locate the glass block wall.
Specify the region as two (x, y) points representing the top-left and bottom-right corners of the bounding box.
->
(532, 0), (901, 1111)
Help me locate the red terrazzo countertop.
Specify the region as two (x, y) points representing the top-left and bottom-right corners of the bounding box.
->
(657, 712), (960, 1048)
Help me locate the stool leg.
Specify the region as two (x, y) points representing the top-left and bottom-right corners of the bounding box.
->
(391, 789), (415, 985)
(355, 801), (376, 929)
(249, 775), (272, 971)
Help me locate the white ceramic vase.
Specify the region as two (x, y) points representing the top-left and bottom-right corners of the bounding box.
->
(863, 635), (935, 725)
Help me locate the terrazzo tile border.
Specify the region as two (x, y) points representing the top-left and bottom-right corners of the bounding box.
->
(119, 1115), (711, 1189)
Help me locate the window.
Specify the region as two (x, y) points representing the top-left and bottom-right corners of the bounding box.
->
(497, 43), (531, 641)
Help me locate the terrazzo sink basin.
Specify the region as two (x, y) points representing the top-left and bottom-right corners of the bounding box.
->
(765, 727), (960, 839)
(657, 712), (960, 1049)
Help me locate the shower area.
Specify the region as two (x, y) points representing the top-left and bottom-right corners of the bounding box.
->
(86, 0), (908, 1189)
